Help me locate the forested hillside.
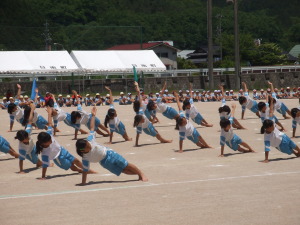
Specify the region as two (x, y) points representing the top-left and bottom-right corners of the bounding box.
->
(0, 0), (299, 57)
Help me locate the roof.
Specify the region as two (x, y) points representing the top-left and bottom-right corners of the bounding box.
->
(289, 45), (300, 58)
(177, 50), (195, 59)
(0, 51), (79, 74)
(70, 50), (166, 72)
(107, 42), (180, 51)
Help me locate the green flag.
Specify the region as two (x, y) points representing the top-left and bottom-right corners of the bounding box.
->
(133, 66), (138, 81)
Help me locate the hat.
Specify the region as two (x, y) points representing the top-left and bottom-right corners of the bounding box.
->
(24, 95), (28, 98)
(9, 97), (13, 99)
(106, 94), (110, 97)
(66, 95), (70, 98)
(230, 90), (233, 92)
(58, 94), (62, 97)
(46, 92), (50, 95)
(19, 95), (23, 98)
(267, 88), (271, 92)
(179, 90), (182, 93)
(287, 87), (290, 89)
(186, 90), (189, 93)
(128, 93), (132, 95)
(226, 90), (229, 93)
(260, 89), (264, 91)
(239, 89), (243, 92)
(274, 88), (278, 91)
(37, 96), (40, 98)
(281, 88), (284, 90)
(86, 94), (90, 97)
(196, 90), (199, 93)
(156, 92), (159, 95)
(96, 93), (100, 96)
(120, 92), (124, 95)
(207, 90), (211, 92)
(165, 89), (168, 92)
(253, 89), (256, 92)
(3, 97), (7, 100)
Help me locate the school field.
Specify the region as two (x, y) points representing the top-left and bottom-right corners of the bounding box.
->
(1, 99), (300, 225)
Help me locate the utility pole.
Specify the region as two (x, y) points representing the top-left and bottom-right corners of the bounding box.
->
(207, 0), (214, 90)
(42, 20), (52, 51)
(234, 0), (240, 90)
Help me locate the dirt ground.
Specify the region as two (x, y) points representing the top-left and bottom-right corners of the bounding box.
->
(1, 98), (300, 225)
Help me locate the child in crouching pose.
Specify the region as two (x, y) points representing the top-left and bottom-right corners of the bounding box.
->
(263, 119), (300, 163)
(219, 104), (255, 157)
(104, 86), (132, 144)
(76, 106), (148, 185)
(174, 92), (212, 153)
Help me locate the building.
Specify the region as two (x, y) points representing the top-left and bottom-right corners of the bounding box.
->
(107, 42), (180, 70)
(186, 46), (221, 66)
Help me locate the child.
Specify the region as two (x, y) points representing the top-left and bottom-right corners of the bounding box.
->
(0, 135), (19, 158)
(219, 104), (255, 157)
(268, 81), (292, 119)
(104, 86), (132, 144)
(50, 94), (88, 136)
(7, 84), (24, 132)
(174, 92), (212, 153)
(15, 104), (43, 173)
(182, 83), (213, 127)
(75, 107), (148, 185)
(263, 119), (300, 163)
(238, 82), (260, 119)
(147, 81), (180, 121)
(36, 107), (94, 179)
(258, 95), (285, 133)
(71, 90), (110, 140)
(291, 107), (300, 138)
(133, 81), (172, 146)
(219, 85), (245, 129)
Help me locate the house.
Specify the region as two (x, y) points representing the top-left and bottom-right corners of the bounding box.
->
(186, 46), (221, 65)
(107, 42), (180, 70)
(289, 45), (300, 63)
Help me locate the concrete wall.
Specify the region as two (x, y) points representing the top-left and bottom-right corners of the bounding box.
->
(1, 72), (300, 96)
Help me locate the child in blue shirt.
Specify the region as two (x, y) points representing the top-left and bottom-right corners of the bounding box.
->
(75, 106), (148, 185)
(219, 104), (255, 157)
(238, 82), (260, 119)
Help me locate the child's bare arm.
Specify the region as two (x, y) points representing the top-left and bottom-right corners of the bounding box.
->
(268, 81), (274, 93)
(16, 84), (21, 99)
(160, 81), (167, 97)
(242, 82), (248, 93)
(174, 91), (182, 111)
(105, 86), (113, 104)
(231, 103), (236, 118)
(90, 106), (97, 131)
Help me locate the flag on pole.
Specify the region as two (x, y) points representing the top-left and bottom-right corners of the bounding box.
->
(133, 66), (138, 81)
(31, 78), (37, 100)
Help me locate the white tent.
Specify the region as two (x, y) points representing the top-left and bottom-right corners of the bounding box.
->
(70, 50), (166, 73)
(0, 51), (79, 75)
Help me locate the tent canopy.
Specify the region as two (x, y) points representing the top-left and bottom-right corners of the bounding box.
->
(0, 51), (79, 74)
(70, 50), (166, 73)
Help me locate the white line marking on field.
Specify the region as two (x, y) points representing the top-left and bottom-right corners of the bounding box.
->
(126, 152), (135, 155)
(1, 171), (299, 200)
(170, 158), (176, 160)
(256, 138), (262, 141)
(210, 165), (224, 167)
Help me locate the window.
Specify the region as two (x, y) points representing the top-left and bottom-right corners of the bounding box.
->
(39, 66), (45, 69)
(150, 64), (156, 67)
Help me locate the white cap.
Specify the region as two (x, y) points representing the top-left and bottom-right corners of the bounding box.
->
(66, 95), (70, 98)
(106, 94), (110, 97)
(165, 89), (168, 92)
(86, 94), (90, 97)
(24, 95), (28, 98)
(179, 90), (182, 92)
(37, 95), (40, 98)
(120, 92), (124, 95)
(58, 94), (62, 97)
(96, 93), (100, 96)
(230, 90), (233, 92)
(260, 89), (264, 91)
(196, 90), (199, 92)
(3, 97), (7, 100)
(156, 92), (159, 95)
(9, 97), (13, 99)
(226, 90), (229, 92)
(267, 88), (271, 91)
(253, 89), (256, 91)
(186, 90), (189, 93)
(19, 95), (23, 98)
(239, 89), (243, 92)
(287, 87), (290, 89)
